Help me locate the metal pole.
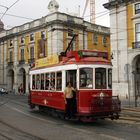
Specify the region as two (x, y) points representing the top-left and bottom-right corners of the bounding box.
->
(134, 72), (137, 107)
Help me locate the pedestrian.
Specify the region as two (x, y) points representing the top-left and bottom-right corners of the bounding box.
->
(64, 82), (76, 119)
(18, 83), (23, 95)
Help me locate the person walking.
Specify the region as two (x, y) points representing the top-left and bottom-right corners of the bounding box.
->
(64, 82), (76, 119)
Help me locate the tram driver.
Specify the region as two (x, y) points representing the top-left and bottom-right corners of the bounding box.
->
(64, 82), (76, 119)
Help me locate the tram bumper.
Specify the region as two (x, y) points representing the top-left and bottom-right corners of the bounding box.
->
(90, 96), (121, 119)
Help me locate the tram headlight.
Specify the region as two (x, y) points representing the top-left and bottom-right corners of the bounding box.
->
(99, 92), (105, 98)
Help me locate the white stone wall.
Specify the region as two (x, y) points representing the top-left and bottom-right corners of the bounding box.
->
(110, 6), (129, 100)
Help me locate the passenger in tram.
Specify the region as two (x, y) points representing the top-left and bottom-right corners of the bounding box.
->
(45, 80), (49, 90)
(86, 79), (92, 88)
(41, 75), (44, 90)
(64, 82), (76, 119)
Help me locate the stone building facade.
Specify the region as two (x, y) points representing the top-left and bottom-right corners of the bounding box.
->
(104, 0), (140, 106)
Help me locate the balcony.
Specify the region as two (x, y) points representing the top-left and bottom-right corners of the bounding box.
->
(19, 60), (25, 65)
(28, 58), (35, 64)
(132, 42), (140, 49)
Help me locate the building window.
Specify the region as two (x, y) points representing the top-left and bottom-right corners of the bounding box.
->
(10, 40), (13, 46)
(102, 35), (107, 46)
(41, 31), (45, 39)
(20, 48), (24, 60)
(135, 3), (140, 14)
(30, 46), (34, 59)
(136, 23), (140, 42)
(20, 36), (24, 44)
(68, 29), (74, 37)
(30, 33), (34, 42)
(93, 33), (98, 44)
(9, 51), (13, 62)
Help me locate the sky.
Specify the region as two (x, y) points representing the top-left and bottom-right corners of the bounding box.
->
(0, 0), (109, 29)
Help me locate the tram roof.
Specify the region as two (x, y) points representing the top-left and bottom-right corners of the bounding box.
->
(30, 54), (111, 71)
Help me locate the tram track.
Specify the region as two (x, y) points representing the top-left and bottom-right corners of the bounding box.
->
(0, 121), (46, 140)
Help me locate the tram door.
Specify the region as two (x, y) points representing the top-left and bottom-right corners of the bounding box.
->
(66, 70), (77, 88)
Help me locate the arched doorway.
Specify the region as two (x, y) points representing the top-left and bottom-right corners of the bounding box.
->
(18, 68), (26, 93)
(7, 69), (14, 91)
(132, 55), (140, 106)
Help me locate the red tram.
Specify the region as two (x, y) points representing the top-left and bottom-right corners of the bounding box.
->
(28, 50), (121, 121)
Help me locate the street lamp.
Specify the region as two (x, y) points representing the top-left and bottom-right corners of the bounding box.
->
(132, 71), (137, 107)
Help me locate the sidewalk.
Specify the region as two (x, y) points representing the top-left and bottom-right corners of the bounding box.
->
(119, 107), (140, 122)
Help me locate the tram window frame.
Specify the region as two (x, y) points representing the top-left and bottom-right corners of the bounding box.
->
(36, 74), (41, 90)
(50, 72), (55, 90)
(56, 71), (62, 91)
(95, 68), (106, 89)
(32, 75), (35, 89)
(45, 73), (50, 90)
(79, 68), (93, 89)
(41, 74), (45, 90)
(108, 69), (112, 89)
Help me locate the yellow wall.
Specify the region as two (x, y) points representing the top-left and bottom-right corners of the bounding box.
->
(25, 34), (29, 63)
(87, 32), (110, 60)
(35, 32), (39, 59)
(127, 4), (134, 48)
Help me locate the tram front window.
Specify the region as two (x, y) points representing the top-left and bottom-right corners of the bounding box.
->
(79, 68), (93, 89)
(108, 69), (112, 89)
(95, 68), (106, 89)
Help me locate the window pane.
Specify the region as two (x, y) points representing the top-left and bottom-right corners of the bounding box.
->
(56, 72), (62, 91)
(79, 68), (93, 88)
(36, 74), (40, 89)
(45, 73), (50, 90)
(95, 68), (106, 89)
(50, 72), (55, 90)
(30, 46), (34, 59)
(135, 3), (140, 14)
(136, 23), (140, 32)
(108, 69), (112, 89)
(32, 75), (35, 89)
(41, 74), (45, 90)
(21, 49), (24, 60)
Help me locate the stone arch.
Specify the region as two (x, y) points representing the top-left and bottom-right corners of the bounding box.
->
(7, 69), (14, 91)
(131, 54), (140, 106)
(18, 68), (26, 93)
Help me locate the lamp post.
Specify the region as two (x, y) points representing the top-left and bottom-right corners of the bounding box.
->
(132, 71), (137, 107)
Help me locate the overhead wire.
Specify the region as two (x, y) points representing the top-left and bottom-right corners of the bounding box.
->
(0, 0), (21, 20)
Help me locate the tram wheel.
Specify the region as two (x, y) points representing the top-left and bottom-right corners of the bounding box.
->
(38, 105), (45, 112)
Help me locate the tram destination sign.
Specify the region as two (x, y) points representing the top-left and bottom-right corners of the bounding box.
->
(82, 51), (108, 59)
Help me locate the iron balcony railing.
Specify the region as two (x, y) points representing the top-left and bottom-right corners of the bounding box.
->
(28, 58), (35, 64)
(19, 60), (25, 65)
(132, 42), (140, 49)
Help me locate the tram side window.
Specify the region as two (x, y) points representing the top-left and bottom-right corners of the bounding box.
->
(45, 73), (49, 90)
(95, 68), (106, 89)
(50, 72), (55, 90)
(79, 68), (93, 88)
(41, 74), (45, 90)
(108, 69), (112, 89)
(56, 72), (62, 91)
(32, 75), (35, 89)
(36, 74), (41, 89)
